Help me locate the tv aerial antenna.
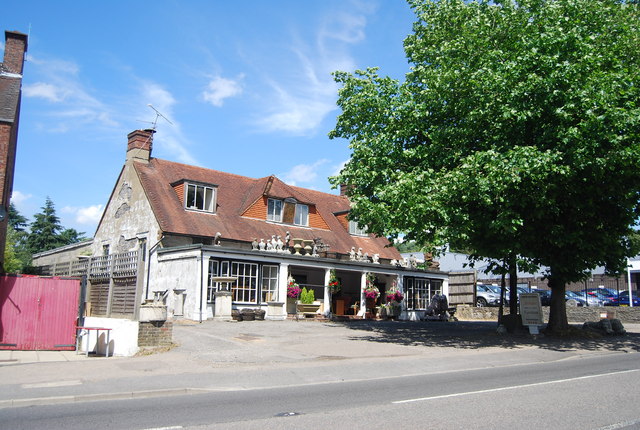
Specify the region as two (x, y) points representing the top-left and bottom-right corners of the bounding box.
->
(145, 104), (173, 130)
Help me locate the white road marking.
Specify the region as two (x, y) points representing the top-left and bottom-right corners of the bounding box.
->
(594, 418), (640, 430)
(393, 369), (640, 404)
(22, 380), (82, 389)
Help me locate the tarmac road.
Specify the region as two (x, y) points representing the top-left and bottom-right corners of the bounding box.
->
(1, 319), (639, 429)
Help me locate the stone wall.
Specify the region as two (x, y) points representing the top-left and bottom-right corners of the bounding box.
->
(138, 320), (173, 348)
(455, 305), (640, 324)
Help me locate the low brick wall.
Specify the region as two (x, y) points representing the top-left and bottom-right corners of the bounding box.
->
(138, 320), (173, 347)
(455, 305), (640, 324)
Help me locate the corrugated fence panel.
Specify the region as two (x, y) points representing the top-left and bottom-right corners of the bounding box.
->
(0, 275), (80, 350)
(36, 278), (80, 350)
(0, 276), (40, 349)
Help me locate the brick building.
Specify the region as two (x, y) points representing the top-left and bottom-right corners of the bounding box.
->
(0, 30), (28, 270)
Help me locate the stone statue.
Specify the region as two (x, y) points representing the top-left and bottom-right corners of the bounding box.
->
(276, 235), (284, 252)
(372, 254), (380, 264)
(259, 238), (266, 251)
(251, 238), (259, 250)
(349, 247), (356, 261)
(214, 232), (222, 246)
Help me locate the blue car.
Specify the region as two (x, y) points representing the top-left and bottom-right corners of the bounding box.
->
(617, 291), (640, 307)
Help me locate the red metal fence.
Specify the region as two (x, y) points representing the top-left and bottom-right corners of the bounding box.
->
(0, 275), (81, 350)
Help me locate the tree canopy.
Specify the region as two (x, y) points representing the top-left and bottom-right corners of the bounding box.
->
(330, 0), (640, 333)
(24, 197), (86, 255)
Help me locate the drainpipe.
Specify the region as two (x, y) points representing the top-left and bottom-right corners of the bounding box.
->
(144, 235), (164, 301)
(199, 247), (204, 322)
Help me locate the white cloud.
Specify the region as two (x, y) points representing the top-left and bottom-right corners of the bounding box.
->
(281, 159), (330, 186)
(203, 75), (243, 107)
(11, 190), (33, 209)
(77, 205), (104, 225)
(138, 81), (198, 166)
(253, 8), (368, 136)
(23, 82), (66, 102)
(61, 204), (104, 226)
(23, 55), (118, 131)
(319, 12), (367, 45)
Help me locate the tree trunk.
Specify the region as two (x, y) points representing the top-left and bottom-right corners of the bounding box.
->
(509, 259), (518, 316)
(498, 271), (505, 325)
(547, 274), (569, 333)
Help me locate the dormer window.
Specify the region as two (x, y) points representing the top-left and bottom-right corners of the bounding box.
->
(185, 183), (216, 213)
(349, 220), (368, 236)
(267, 198), (308, 226)
(267, 198), (283, 222)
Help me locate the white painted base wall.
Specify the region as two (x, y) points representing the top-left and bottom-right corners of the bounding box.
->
(80, 317), (140, 357)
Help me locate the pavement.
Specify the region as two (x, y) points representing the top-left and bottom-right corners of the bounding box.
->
(1, 319), (639, 408)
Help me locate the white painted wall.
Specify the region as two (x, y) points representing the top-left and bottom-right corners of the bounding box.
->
(93, 163), (161, 257)
(79, 317), (140, 357)
(153, 249), (202, 321)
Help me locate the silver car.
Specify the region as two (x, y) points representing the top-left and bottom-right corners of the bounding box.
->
(476, 284), (502, 307)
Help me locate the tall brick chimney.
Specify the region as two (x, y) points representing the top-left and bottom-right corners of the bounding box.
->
(126, 129), (155, 163)
(0, 30), (28, 272)
(3, 31), (28, 75)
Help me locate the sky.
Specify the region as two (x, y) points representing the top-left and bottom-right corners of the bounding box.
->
(1, 1), (416, 237)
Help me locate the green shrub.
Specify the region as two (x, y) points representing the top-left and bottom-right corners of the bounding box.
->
(300, 287), (315, 304)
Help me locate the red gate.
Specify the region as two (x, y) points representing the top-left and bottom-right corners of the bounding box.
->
(0, 275), (81, 350)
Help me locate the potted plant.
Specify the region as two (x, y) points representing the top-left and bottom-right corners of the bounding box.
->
(286, 276), (301, 314)
(364, 273), (380, 317)
(296, 287), (321, 315)
(328, 269), (341, 295)
(385, 281), (403, 318)
(287, 278), (301, 299)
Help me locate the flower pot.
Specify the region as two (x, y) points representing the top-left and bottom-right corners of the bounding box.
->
(296, 302), (321, 315)
(240, 309), (255, 321)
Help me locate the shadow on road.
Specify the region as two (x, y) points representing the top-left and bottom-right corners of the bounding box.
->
(335, 320), (640, 353)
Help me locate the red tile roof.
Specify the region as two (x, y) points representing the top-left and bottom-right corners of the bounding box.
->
(134, 158), (401, 260)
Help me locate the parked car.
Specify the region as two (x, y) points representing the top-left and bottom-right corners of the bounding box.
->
(530, 289), (582, 307)
(476, 284), (502, 307)
(534, 289), (552, 306)
(585, 289), (618, 306)
(565, 290), (588, 307)
(570, 290), (604, 306)
(617, 290), (640, 307)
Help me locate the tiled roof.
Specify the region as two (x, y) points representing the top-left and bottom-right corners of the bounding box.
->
(0, 72), (21, 123)
(134, 158), (401, 260)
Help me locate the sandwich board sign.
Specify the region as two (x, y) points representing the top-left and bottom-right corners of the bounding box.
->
(519, 293), (543, 334)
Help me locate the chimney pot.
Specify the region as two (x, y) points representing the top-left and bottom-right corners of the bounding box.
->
(126, 129), (155, 163)
(3, 31), (28, 75)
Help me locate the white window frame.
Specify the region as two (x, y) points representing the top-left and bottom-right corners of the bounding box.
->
(231, 262), (259, 303)
(267, 198), (283, 222)
(294, 203), (308, 226)
(185, 183), (216, 213)
(267, 198), (309, 227)
(207, 259), (220, 303)
(406, 278), (443, 310)
(261, 265), (279, 302)
(349, 220), (368, 236)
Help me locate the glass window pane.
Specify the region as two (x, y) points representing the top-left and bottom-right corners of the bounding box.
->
(204, 187), (214, 212)
(294, 204), (308, 226)
(187, 184), (196, 208)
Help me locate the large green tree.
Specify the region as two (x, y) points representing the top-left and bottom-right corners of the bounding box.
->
(5, 203), (32, 272)
(330, 0), (640, 333)
(26, 197), (86, 254)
